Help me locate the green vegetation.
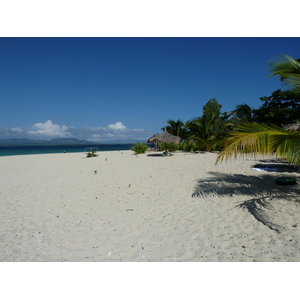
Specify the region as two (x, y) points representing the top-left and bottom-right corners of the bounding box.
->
(178, 141), (198, 152)
(163, 119), (189, 141)
(215, 54), (300, 167)
(159, 54), (300, 161)
(216, 122), (300, 167)
(268, 54), (300, 91)
(86, 150), (98, 158)
(158, 142), (179, 152)
(229, 103), (254, 125)
(131, 142), (148, 155)
(185, 103), (231, 152)
(252, 89), (300, 125)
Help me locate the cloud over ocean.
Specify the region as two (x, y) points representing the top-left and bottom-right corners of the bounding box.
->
(0, 120), (153, 142)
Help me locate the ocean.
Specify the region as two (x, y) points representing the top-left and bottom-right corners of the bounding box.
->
(0, 144), (135, 157)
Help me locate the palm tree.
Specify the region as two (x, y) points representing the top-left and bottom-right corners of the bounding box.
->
(216, 54), (300, 166)
(229, 104), (253, 123)
(216, 122), (300, 167)
(268, 54), (300, 91)
(162, 119), (188, 141)
(187, 113), (230, 152)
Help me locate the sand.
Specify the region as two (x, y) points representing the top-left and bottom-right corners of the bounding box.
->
(1, 150), (300, 262)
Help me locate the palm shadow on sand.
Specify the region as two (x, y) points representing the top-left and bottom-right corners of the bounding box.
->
(192, 172), (300, 233)
(252, 159), (298, 173)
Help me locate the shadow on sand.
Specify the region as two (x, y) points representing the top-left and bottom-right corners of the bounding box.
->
(147, 153), (174, 157)
(192, 172), (300, 233)
(147, 153), (165, 157)
(147, 151), (208, 157)
(252, 159), (298, 173)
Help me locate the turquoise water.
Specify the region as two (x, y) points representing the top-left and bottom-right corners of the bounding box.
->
(0, 144), (134, 157)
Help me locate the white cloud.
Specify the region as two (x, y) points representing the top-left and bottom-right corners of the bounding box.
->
(107, 122), (127, 130)
(0, 120), (153, 142)
(28, 120), (70, 137)
(11, 127), (23, 133)
(0, 127), (24, 137)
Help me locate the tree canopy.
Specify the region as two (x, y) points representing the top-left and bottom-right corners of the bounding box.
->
(160, 54), (300, 154)
(216, 53), (300, 166)
(268, 54), (300, 91)
(252, 89), (300, 126)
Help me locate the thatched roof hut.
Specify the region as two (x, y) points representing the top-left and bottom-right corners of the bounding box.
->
(283, 123), (300, 131)
(147, 130), (181, 144)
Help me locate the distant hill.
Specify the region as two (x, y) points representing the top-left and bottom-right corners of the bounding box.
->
(102, 139), (146, 144)
(46, 138), (95, 145)
(0, 138), (144, 146)
(0, 138), (95, 146)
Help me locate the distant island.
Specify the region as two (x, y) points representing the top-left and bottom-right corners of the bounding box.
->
(0, 138), (96, 146)
(0, 138), (141, 146)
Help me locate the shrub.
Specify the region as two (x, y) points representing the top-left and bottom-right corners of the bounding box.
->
(131, 142), (148, 155)
(158, 142), (179, 152)
(178, 141), (197, 152)
(86, 150), (98, 158)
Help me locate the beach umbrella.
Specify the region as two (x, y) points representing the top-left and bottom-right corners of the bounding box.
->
(147, 126), (181, 154)
(147, 134), (160, 150)
(283, 123), (300, 131)
(148, 121), (181, 147)
(147, 134), (160, 144)
(147, 130), (181, 144)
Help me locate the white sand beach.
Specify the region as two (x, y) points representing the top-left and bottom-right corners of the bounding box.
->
(1, 150), (300, 262)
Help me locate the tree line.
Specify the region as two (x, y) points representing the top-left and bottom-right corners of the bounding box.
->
(163, 54), (300, 159)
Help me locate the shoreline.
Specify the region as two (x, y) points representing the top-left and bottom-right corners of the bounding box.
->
(1, 150), (300, 262)
(0, 143), (135, 157)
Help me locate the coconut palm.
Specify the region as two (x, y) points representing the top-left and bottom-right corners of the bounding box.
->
(216, 122), (300, 167)
(268, 54), (300, 91)
(187, 113), (230, 152)
(162, 119), (188, 141)
(216, 54), (300, 165)
(229, 104), (253, 122)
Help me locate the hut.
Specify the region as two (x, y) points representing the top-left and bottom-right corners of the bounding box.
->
(147, 127), (181, 154)
(283, 123), (300, 131)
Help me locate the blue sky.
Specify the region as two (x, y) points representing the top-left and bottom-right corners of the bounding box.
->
(1, 37), (300, 142)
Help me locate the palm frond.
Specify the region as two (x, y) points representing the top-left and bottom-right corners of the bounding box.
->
(216, 123), (300, 165)
(274, 134), (300, 166)
(268, 54), (300, 91)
